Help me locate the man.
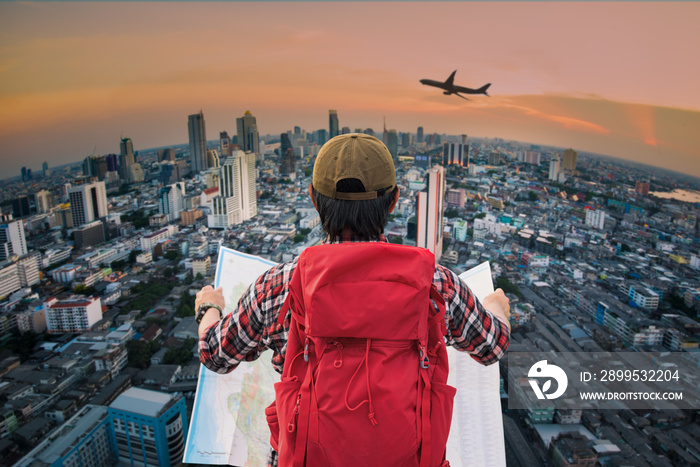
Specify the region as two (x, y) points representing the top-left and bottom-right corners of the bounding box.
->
(196, 133), (510, 466)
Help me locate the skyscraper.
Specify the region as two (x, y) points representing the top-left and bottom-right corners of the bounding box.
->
(11, 196), (31, 219)
(206, 149), (220, 169)
(68, 180), (108, 227)
(158, 148), (175, 162)
(416, 165), (446, 262)
(108, 388), (188, 467)
(220, 131), (230, 157)
(562, 148), (577, 173)
(159, 182), (186, 222)
(417, 126), (424, 143)
(329, 110), (339, 139)
(385, 130), (399, 161)
(0, 217), (27, 261)
(280, 133), (295, 178)
(119, 137), (134, 166)
(42, 161), (49, 177)
(443, 136), (469, 167)
(35, 190), (52, 214)
(188, 111), (207, 174)
(585, 208), (606, 230)
(236, 111), (260, 155)
(209, 150), (257, 228)
(549, 158), (561, 181)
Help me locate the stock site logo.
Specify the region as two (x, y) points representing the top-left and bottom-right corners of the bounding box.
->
(528, 360), (568, 400)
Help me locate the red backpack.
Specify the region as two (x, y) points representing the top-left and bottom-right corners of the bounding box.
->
(265, 242), (455, 466)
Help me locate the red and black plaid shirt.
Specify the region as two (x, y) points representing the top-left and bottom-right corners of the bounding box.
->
(199, 236), (510, 465)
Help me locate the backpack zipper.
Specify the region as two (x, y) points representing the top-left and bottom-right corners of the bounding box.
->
(287, 393), (302, 433)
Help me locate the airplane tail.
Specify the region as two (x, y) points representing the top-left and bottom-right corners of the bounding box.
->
(477, 83), (491, 96)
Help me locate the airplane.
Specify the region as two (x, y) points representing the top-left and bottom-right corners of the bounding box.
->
(420, 70), (491, 101)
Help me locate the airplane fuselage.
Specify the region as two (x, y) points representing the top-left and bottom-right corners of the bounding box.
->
(420, 79), (484, 95)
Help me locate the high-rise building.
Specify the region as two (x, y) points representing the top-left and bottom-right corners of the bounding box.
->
(158, 148), (176, 162)
(236, 111), (260, 155)
(635, 181), (650, 195)
(108, 388), (188, 467)
(206, 149), (220, 169)
(159, 182), (186, 222)
(280, 133), (295, 178)
(549, 158), (561, 181)
(341, 126), (351, 135)
(16, 255), (40, 287)
(119, 137), (134, 166)
(118, 137), (135, 182)
(316, 129), (328, 146)
(188, 111), (207, 174)
(401, 132), (411, 148)
(209, 150), (257, 228)
(14, 405), (117, 467)
(443, 138), (469, 167)
(220, 131), (230, 157)
(0, 217), (27, 261)
(105, 153), (119, 172)
(585, 208), (606, 230)
(12, 196), (31, 218)
(416, 165), (446, 262)
(42, 160), (49, 177)
(84, 155), (109, 180)
(329, 110), (339, 139)
(453, 219), (468, 242)
(35, 189), (52, 214)
(68, 180), (108, 227)
(382, 130), (397, 161)
(74, 220), (106, 249)
(44, 295), (103, 334)
(562, 148), (577, 173)
(0, 262), (20, 300)
(417, 126), (424, 143)
(446, 188), (466, 208)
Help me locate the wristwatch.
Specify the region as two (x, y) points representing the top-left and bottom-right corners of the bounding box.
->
(195, 302), (223, 324)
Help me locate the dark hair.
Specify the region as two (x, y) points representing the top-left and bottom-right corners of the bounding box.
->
(312, 178), (398, 243)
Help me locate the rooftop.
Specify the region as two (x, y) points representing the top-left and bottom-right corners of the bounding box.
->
(109, 387), (174, 418)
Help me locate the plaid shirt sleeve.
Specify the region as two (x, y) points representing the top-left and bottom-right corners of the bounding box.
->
(199, 258), (298, 375)
(434, 264), (510, 365)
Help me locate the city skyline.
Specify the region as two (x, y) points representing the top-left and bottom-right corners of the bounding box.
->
(1, 2), (699, 179)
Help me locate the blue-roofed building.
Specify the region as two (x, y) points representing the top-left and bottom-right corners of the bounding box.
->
(108, 387), (188, 467)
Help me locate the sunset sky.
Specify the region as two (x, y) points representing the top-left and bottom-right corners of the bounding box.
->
(1, 2), (699, 179)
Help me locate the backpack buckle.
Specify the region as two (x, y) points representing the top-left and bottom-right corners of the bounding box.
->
(419, 348), (430, 369)
(304, 339), (310, 362)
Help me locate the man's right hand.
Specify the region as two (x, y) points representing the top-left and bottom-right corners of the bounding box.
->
(481, 288), (511, 331)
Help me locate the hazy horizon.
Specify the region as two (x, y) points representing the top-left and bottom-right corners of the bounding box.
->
(1, 2), (699, 179)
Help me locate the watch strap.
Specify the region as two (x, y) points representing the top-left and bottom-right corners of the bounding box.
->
(196, 302), (223, 324)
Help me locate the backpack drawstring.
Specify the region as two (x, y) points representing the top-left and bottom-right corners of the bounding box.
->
(344, 339), (378, 426)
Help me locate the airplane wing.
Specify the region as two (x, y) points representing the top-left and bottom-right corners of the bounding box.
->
(453, 92), (471, 101)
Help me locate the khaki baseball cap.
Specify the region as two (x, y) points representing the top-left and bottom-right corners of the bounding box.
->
(312, 133), (396, 201)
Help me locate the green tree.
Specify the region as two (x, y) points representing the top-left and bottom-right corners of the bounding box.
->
(389, 236), (404, 244)
(528, 191), (538, 202)
(495, 276), (522, 299)
(126, 340), (154, 369)
(444, 208), (459, 218)
(163, 347), (193, 366)
(293, 234), (305, 243)
(73, 284), (97, 296)
(164, 250), (180, 261)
